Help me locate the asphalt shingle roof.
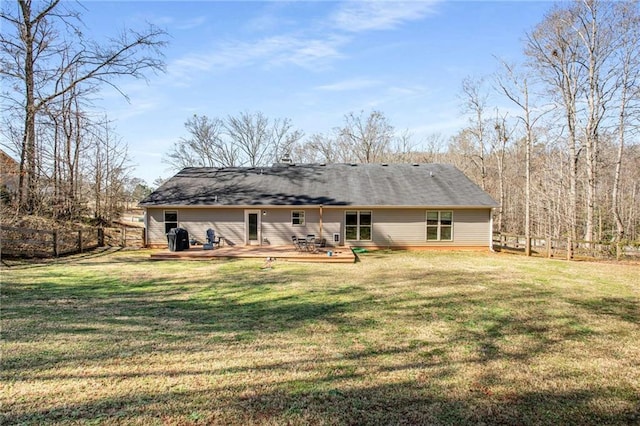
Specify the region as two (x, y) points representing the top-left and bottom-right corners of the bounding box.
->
(139, 163), (499, 208)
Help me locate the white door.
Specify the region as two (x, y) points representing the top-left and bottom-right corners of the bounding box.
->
(244, 209), (261, 245)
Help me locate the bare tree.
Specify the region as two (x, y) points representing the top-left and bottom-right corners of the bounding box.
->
(525, 0), (640, 256)
(460, 77), (489, 190)
(225, 111), (271, 167)
(525, 4), (584, 258)
(164, 115), (234, 170)
(165, 112), (303, 170)
(0, 0), (166, 213)
(89, 119), (131, 223)
(224, 111), (303, 167)
(611, 1), (640, 252)
(495, 61), (548, 255)
(387, 129), (417, 163)
(270, 117), (304, 164)
(490, 111), (512, 236)
(339, 110), (393, 163)
(295, 133), (340, 163)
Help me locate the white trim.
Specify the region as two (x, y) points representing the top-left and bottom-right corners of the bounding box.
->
(345, 210), (373, 242)
(163, 209), (178, 234)
(244, 209), (261, 245)
(291, 210), (305, 226)
(489, 212), (495, 251)
(143, 209), (149, 246)
(426, 210), (454, 242)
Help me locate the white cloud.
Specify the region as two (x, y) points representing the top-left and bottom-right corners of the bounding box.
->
(168, 34), (347, 80)
(174, 16), (207, 31)
(316, 78), (381, 92)
(138, 14), (207, 31)
(331, 0), (439, 33)
(164, 2), (441, 84)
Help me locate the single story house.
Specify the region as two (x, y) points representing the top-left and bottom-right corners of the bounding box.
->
(0, 149), (19, 198)
(139, 163), (499, 250)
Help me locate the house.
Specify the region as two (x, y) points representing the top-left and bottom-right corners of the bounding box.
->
(0, 149), (20, 202)
(139, 163), (499, 250)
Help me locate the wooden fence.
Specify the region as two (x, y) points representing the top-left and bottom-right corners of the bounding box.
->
(0, 225), (145, 258)
(493, 232), (640, 261)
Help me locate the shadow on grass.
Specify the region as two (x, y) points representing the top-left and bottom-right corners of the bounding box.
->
(0, 247), (127, 269)
(2, 267), (376, 372)
(567, 297), (640, 325)
(2, 265), (625, 369)
(3, 254), (639, 425)
(3, 376), (638, 426)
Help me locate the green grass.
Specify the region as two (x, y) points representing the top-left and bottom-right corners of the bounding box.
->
(2, 250), (639, 425)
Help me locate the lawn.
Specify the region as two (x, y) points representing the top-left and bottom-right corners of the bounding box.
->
(1, 250), (639, 425)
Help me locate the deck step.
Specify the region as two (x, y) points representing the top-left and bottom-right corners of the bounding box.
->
(149, 246), (356, 263)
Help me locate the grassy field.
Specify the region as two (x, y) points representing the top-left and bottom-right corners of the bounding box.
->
(1, 250), (639, 425)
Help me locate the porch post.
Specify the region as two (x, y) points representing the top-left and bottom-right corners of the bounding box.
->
(319, 205), (323, 239)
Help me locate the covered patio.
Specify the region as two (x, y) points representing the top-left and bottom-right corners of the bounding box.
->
(149, 245), (357, 263)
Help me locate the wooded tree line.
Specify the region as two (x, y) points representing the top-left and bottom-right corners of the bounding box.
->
(0, 0), (164, 221)
(164, 110), (402, 169)
(453, 0), (640, 252)
(166, 0), (639, 250)
(2, 0), (638, 249)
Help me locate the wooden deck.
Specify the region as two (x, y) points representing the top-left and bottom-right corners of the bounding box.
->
(149, 245), (356, 263)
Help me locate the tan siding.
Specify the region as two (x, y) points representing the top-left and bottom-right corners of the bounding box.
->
(451, 209), (491, 246)
(145, 207), (492, 249)
(321, 209), (344, 246)
(146, 208), (244, 246)
(147, 208), (166, 244)
(147, 207), (326, 247)
(323, 208), (491, 248)
(370, 209), (425, 246)
(262, 208), (320, 245)
(178, 209), (244, 246)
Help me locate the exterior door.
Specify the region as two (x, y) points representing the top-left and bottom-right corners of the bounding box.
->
(244, 210), (261, 245)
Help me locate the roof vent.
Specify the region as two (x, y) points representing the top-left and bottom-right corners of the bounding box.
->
(412, 163), (419, 167)
(350, 163), (357, 167)
(319, 163), (326, 166)
(381, 163), (388, 166)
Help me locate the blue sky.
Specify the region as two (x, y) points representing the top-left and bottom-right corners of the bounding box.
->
(81, 0), (554, 185)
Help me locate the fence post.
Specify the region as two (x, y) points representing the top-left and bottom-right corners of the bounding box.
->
(52, 230), (58, 257)
(98, 228), (104, 247)
(121, 227), (126, 247)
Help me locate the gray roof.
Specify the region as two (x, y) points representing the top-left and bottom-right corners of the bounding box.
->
(139, 163), (499, 208)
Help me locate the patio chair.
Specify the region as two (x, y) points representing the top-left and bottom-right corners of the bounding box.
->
(314, 238), (326, 251)
(306, 234), (317, 252)
(206, 228), (222, 248)
(292, 235), (305, 251)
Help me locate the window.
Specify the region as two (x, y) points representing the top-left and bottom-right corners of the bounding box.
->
(164, 210), (178, 234)
(345, 211), (372, 241)
(292, 210), (305, 226)
(426, 211), (453, 241)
